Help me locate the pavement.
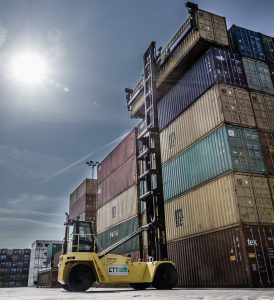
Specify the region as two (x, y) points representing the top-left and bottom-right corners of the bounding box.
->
(0, 288), (274, 300)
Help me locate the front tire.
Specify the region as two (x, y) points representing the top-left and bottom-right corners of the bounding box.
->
(67, 264), (93, 292)
(130, 283), (150, 290)
(152, 263), (178, 290)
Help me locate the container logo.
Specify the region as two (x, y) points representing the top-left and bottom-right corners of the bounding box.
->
(247, 239), (258, 246)
(108, 266), (128, 276)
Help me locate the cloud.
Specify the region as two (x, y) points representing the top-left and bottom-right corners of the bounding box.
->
(0, 207), (63, 217)
(44, 131), (130, 182)
(0, 144), (65, 179)
(7, 193), (64, 205)
(0, 217), (63, 229)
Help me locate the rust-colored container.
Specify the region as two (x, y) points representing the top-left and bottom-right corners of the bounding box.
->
(167, 225), (274, 287)
(97, 129), (137, 184)
(259, 131), (274, 175)
(96, 185), (138, 233)
(69, 179), (97, 221)
(97, 155), (137, 209)
(165, 172), (274, 241)
(250, 92), (274, 131)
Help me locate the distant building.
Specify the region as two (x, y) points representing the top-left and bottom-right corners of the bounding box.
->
(0, 248), (30, 288)
(27, 240), (62, 287)
(69, 178), (97, 228)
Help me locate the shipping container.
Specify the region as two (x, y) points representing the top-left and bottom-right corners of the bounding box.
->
(97, 155), (137, 209)
(46, 243), (62, 268)
(96, 217), (140, 254)
(37, 268), (60, 288)
(260, 34), (274, 64)
(160, 84), (255, 164)
(162, 125), (266, 201)
(250, 92), (274, 131)
(259, 131), (274, 175)
(165, 172), (274, 241)
(228, 25), (265, 61)
(96, 185), (138, 233)
(69, 179), (97, 220)
(98, 129), (137, 184)
(53, 251), (61, 269)
(167, 225), (274, 287)
(242, 58), (274, 94)
(269, 64), (274, 85)
(129, 9), (229, 119)
(157, 47), (247, 131)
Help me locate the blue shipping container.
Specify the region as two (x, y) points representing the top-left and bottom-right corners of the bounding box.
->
(228, 25), (265, 61)
(157, 47), (247, 131)
(162, 125), (266, 201)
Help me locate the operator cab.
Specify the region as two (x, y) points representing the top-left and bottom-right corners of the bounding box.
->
(63, 219), (97, 255)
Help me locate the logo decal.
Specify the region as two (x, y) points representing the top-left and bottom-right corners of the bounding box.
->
(108, 266), (128, 276)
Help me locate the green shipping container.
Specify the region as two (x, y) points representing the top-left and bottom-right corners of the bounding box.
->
(162, 125), (266, 201)
(96, 217), (139, 254)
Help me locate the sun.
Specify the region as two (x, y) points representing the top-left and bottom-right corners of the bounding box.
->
(9, 52), (48, 85)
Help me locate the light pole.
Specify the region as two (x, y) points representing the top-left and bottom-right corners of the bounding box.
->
(86, 160), (99, 179)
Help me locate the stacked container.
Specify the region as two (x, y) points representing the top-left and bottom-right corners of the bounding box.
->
(69, 178), (97, 226)
(0, 248), (30, 288)
(96, 128), (142, 259)
(156, 17), (274, 287)
(27, 240), (62, 287)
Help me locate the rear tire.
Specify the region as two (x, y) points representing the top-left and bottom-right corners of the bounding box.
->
(130, 283), (150, 290)
(152, 263), (178, 290)
(67, 264), (93, 292)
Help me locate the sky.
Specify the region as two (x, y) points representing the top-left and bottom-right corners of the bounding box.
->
(0, 0), (274, 249)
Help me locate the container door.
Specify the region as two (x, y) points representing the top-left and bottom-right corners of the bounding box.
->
(244, 226), (274, 287)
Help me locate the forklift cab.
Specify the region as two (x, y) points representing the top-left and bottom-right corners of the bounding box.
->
(63, 219), (97, 254)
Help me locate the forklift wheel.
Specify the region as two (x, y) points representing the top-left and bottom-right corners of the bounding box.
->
(67, 264), (93, 292)
(130, 283), (150, 290)
(152, 263), (178, 290)
(61, 284), (72, 291)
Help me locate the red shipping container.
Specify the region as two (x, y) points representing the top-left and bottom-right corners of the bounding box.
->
(98, 128), (137, 184)
(97, 156), (137, 208)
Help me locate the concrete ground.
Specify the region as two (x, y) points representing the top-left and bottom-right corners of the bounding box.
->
(0, 288), (274, 300)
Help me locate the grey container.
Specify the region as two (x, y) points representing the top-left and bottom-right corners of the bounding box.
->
(242, 58), (274, 94)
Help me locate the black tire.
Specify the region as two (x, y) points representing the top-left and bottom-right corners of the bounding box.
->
(67, 264), (93, 292)
(129, 283), (150, 290)
(61, 284), (72, 291)
(152, 263), (178, 290)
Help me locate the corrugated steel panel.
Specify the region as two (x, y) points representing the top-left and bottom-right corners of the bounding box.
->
(167, 225), (274, 287)
(160, 84), (255, 164)
(163, 125), (266, 201)
(97, 155), (137, 208)
(96, 185), (138, 233)
(165, 172), (274, 241)
(242, 58), (274, 94)
(228, 25), (265, 61)
(156, 9), (228, 89)
(97, 129), (137, 184)
(157, 47), (247, 131)
(250, 92), (274, 131)
(259, 131), (274, 175)
(260, 34), (274, 64)
(96, 217), (139, 254)
(69, 179), (97, 220)
(269, 64), (274, 85)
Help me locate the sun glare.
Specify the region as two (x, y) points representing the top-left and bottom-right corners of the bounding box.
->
(9, 52), (48, 85)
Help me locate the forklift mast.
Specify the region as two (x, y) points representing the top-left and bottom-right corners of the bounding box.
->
(136, 43), (167, 260)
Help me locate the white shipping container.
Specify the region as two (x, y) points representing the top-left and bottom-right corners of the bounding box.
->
(96, 185), (138, 233)
(160, 84), (255, 164)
